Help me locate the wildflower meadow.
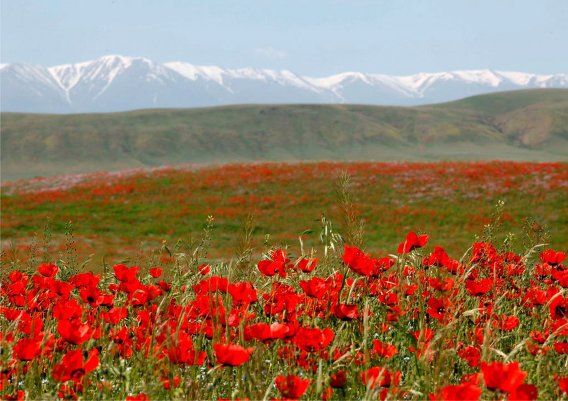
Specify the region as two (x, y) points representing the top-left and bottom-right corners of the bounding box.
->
(1, 161), (567, 400)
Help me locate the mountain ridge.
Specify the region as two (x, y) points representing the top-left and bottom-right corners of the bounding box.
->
(2, 55), (567, 113)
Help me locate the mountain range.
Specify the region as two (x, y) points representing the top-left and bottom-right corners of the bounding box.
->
(2, 55), (568, 113)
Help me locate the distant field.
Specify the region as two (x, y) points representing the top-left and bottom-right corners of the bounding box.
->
(2, 89), (568, 180)
(2, 161), (567, 269)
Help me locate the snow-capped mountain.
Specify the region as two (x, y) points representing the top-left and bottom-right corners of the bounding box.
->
(1, 55), (567, 113)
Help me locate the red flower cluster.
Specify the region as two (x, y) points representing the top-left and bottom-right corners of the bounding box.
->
(1, 235), (566, 400)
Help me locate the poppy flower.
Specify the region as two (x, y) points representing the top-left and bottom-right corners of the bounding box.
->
(294, 327), (334, 352)
(427, 296), (452, 323)
(57, 319), (93, 345)
(213, 343), (254, 366)
(557, 376), (568, 394)
(554, 342), (568, 354)
(301, 276), (334, 300)
(125, 395), (150, 401)
(549, 295), (568, 320)
(113, 264), (140, 283)
(343, 245), (376, 276)
(361, 366), (400, 389)
(297, 257), (317, 273)
(493, 314), (520, 331)
(257, 249), (290, 277)
(428, 277), (455, 292)
(330, 370), (347, 388)
(12, 338), (41, 361)
(193, 276), (228, 294)
(457, 346), (481, 367)
(423, 246), (452, 268)
(509, 383), (538, 400)
(69, 272), (100, 289)
(198, 264), (211, 275)
(397, 232), (428, 254)
(244, 322), (290, 342)
(52, 348), (99, 383)
(165, 332), (206, 365)
(540, 249), (566, 265)
(481, 361), (527, 393)
(52, 298), (83, 320)
(333, 304), (359, 320)
(37, 263), (58, 277)
(228, 282), (257, 305)
(465, 278), (493, 296)
(373, 340), (398, 359)
(275, 375), (311, 399)
(149, 267), (162, 278)
(429, 383), (482, 401)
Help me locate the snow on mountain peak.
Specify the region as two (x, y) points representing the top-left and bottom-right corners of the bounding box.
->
(2, 55), (567, 113)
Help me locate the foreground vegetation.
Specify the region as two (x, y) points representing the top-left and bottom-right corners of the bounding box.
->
(1, 213), (567, 400)
(1, 161), (567, 400)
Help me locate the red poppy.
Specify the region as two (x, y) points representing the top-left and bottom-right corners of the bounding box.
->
(198, 264), (211, 275)
(557, 376), (568, 394)
(275, 375), (311, 399)
(481, 361), (527, 393)
(149, 267), (162, 278)
(52, 348), (99, 383)
(343, 245), (376, 276)
(53, 298), (83, 321)
(333, 304), (359, 320)
(457, 346), (481, 367)
(125, 395), (150, 401)
(37, 263), (58, 277)
(549, 295), (568, 320)
(373, 340), (398, 359)
(294, 327), (334, 352)
(361, 366), (400, 389)
(299, 277), (330, 299)
(509, 383), (538, 400)
(297, 257), (317, 273)
(330, 370), (347, 388)
(113, 264), (140, 283)
(423, 246), (452, 268)
(397, 232), (428, 254)
(12, 338), (41, 361)
(165, 332), (206, 366)
(427, 296), (452, 322)
(493, 314), (520, 331)
(244, 322), (290, 342)
(429, 383), (482, 401)
(465, 278), (493, 296)
(57, 319), (93, 345)
(540, 249), (566, 265)
(192, 276), (228, 295)
(228, 282), (257, 305)
(213, 343), (254, 366)
(554, 342), (568, 354)
(257, 249), (290, 277)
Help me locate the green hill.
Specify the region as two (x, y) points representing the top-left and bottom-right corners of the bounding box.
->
(2, 89), (567, 180)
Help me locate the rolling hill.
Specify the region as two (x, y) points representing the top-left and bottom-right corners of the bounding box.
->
(1, 89), (567, 181)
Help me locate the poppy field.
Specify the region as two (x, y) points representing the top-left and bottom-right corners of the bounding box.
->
(1, 161), (567, 263)
(1, 161), (568, 400)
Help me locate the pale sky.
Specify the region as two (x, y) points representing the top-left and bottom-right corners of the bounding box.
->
(2, 0), (567, 75)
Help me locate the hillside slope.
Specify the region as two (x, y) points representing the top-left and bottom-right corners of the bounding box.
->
(2, 89), (567, 180)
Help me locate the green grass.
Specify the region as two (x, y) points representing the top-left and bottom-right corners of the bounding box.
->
(2, 89), (567, 180)
(2, 162), (566, 269)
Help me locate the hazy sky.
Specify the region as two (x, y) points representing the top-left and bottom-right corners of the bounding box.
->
(2, 0), (567, 75)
